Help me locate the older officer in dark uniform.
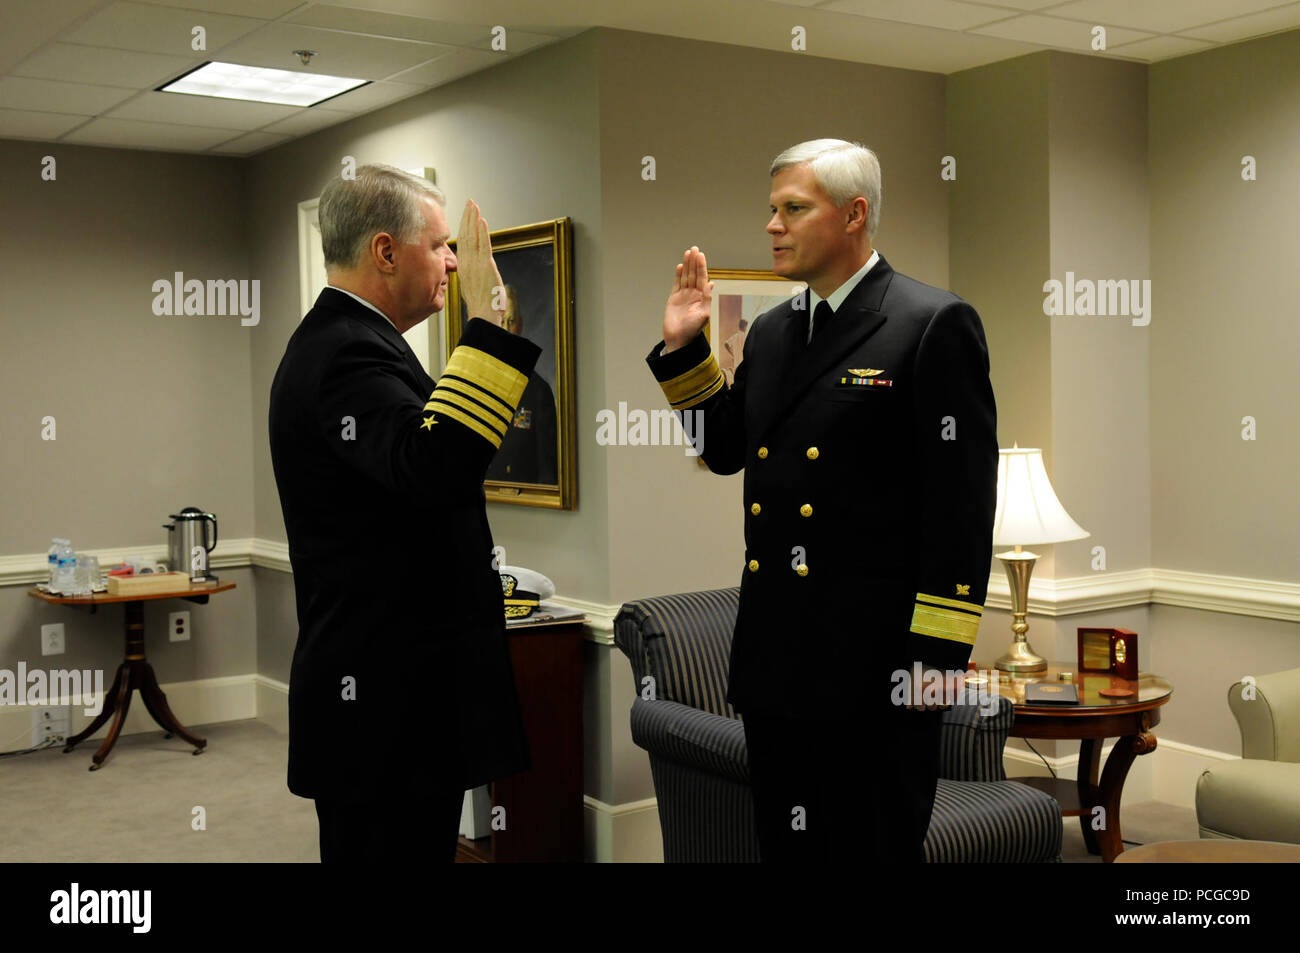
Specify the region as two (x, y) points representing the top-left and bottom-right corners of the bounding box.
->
(270, 165), (540, 862)
(647, 139), (997, 862)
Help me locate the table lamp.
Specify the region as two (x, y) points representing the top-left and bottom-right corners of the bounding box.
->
(992, 445), (1089, 673)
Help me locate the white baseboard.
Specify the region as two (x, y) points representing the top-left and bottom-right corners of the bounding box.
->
(0, 673), (259, 753)
(583, 795), (663, 862)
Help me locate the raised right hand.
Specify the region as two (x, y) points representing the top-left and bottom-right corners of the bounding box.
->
(662, 246), (712, 354)
(457, 198), (506, 326)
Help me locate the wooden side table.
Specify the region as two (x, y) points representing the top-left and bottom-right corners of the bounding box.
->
(976, 661), (1173, 863)
(28, 581), (236, 770)
(456, 613), (586, 863)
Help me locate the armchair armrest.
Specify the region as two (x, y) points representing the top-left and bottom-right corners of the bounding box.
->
(630, 698), (750, 784)
(938, 695), (1014, 782)
(1228, 667), (1300, 763)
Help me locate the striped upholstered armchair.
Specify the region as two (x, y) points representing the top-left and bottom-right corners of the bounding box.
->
(615, 588), (1062, 862)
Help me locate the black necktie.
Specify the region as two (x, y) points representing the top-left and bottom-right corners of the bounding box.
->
(801, 300), (834, 348)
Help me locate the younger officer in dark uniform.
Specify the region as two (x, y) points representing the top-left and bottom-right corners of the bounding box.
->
(270, 165), (539, 863)
(647, 139), (997, 862)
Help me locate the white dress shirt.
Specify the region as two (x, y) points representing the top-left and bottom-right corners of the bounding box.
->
(806, 248), (880, 342)
(329, 285), (396, 329)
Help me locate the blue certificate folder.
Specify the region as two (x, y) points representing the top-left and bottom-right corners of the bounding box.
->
(1024, 683), (1080, 704)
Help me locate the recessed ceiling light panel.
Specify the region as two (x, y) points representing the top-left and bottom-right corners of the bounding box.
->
(160, 61), (369, 107)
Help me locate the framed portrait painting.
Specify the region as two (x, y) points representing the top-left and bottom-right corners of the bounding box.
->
(706, 269), (807, 386)
(445, 217), (576, 510)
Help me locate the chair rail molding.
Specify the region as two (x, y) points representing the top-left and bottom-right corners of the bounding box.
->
(4, 541), (1299, 624)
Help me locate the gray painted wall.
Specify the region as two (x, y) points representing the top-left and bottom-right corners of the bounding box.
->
(0, 141), (257, 710)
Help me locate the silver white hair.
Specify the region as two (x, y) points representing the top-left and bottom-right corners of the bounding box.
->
(318, 163), (445, 269)
(770, 139), (882, 239)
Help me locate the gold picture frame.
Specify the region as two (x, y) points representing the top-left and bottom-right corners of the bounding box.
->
(697, 269), (806, 466)
(445, 217), (576, 509)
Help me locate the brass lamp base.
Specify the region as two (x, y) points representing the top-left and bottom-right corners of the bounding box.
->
(995, 546), (1049, 674)
(995, 639), (1048, 673)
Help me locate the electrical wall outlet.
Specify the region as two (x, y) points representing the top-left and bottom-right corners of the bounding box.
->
(31, 705), (70, 747)
(168, 610), (191, 642)
(40, 623), (65, 656)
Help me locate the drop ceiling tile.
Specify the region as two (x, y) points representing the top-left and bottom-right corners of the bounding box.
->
(464, 29), (557, 55)
(0, 107), (89, 139)
(313, 80), (426, 114)
(1181, 3), (1300, 42)
(129, 0), (304, 18)
(1048, 0), (1287, 35)
(1107, 34), (1216, 60)
(13, 43), (199, 88)
(971, 14), (1154, 49)
(60, 1), (265, 57)
(104, 89), (299, 129)
(823, 0), (1016, 31)
(209, 130), (292, 154)
(217, 22), (455, 80)
(61, 116), (245, 151)
(259, 106), (353, 136)
(0, 76), (138, 115)
(286, 7), (497, 47)
(386, 48), (503, 86)
(0, 0), (102, 73)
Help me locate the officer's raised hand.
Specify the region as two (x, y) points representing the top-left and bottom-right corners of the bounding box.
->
(457, 198), (506, 327)
(662, 246), (714, 354)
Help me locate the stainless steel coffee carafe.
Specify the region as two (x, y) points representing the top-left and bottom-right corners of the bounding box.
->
(163, 507), (218, 578)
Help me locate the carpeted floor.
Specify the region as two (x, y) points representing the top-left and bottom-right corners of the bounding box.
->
(1, 718), (1201, 862)
(1, 719), (319, 862)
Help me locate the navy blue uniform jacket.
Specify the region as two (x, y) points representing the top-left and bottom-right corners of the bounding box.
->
(647, 255), (998, 718)
(270, 288), (540, 800)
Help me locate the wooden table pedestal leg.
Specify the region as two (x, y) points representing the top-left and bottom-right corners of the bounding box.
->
(1077, 716), (1158, 862)
(62, 600), (206, 770)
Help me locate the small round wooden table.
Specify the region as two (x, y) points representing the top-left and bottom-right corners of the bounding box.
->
(28, 581), (235, 770)
(975, 660), (1173, 863)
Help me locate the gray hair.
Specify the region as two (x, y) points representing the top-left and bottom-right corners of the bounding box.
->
(770, 139), (881, 238)
(318, 163), (445, 269)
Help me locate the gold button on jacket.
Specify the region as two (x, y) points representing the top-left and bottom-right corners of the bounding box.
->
(799, 503), (812, 517)
(757, 447), (769, 459)
(795, 563), (809, 577)
(748, 559), (759, 572)
(805, 446), (819, 460)
(750, 503), (761, 515)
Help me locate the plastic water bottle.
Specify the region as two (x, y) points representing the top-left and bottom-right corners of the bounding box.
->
(54, 540), (75, 594)
(47, 539), (60, 586)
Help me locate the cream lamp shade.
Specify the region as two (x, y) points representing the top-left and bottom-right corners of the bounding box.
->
(993, 446), (1089, 548)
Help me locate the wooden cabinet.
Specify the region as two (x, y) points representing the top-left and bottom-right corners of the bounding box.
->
(457, 618), (585, 862)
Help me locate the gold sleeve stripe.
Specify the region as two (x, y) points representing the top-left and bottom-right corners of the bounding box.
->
(442, 345), (529, 410)
(659, 353), (725, 410)
(428, 389), (507, 437)
(428, 382), (511, 430)
(916, 592), (984, 614)
(909, 604), (980, 645)
(425, 400), (503, 448)
(435, 375), (514, 423)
